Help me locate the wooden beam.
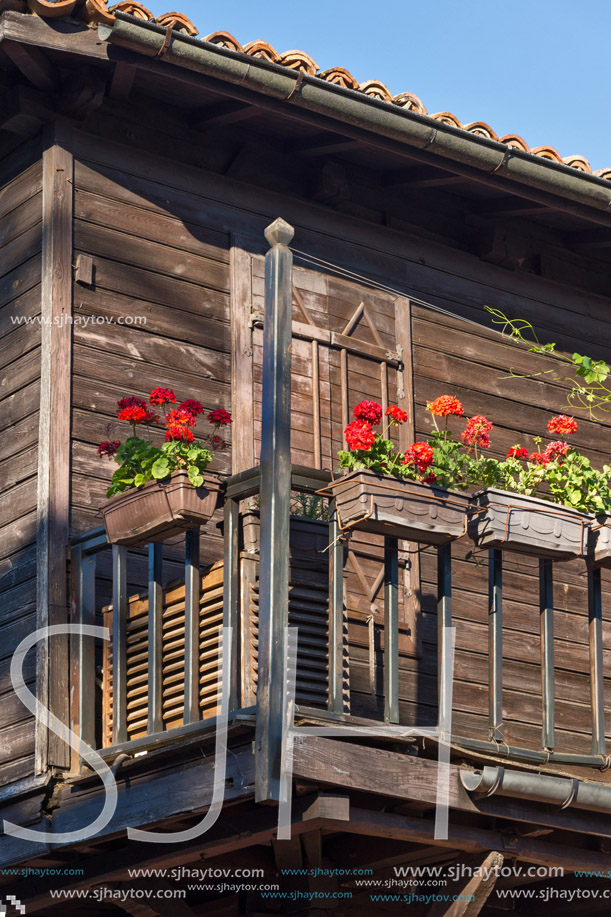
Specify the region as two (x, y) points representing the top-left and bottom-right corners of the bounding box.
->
(191, 99), (259, 130)
(383, 166), (464, 189)
(473, 197), (549, 217)
(341, 807), (611, 873)
(287, 132), (362, 158)
(36, 122), (74, 772)
(0, 84), (54, 136)
(109, 61), (137, 100)
(291, 736), (611, 840)
(427, 851), (504, 917)
(10, 793), (341, 914)
(2, 39), (58, 92)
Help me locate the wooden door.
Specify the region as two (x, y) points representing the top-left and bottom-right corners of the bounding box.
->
(230, 239), (421, 664)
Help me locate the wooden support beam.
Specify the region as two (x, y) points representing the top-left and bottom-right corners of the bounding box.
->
(2, 39), (58, 91)
(473, 197), (549, 217)
(191, 99), (259, 130)
(36, 122), (74, 772)
(383, 165), (464, 189)
(287, 132), (362, 157)
(109, 61), (137, 100)
(0, 84), (54, 136)
(291, 736), (611, 840)
(427, 851), (504, 917)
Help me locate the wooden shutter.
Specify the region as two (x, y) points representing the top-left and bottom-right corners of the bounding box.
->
(102, 562), (224, 745)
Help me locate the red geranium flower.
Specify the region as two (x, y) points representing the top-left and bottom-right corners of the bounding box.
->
(530, 451), (550, 466)
(98, 440), (120, 458)
(117, 405), (147, 425)
(353, 401), (383, 425)
(402, 441), (434, 472)
(507, 445), (529, 460)
(166, 408), (196, 429)
(461, 415), (493, 451)
(212, 435), (227, 449)
(344, 420), (376, 452)
(423, 472), (437, 485)
(208, 409), (232, 426)
(545, 441), (570, 461)
(180, 399), (204, 416)
(385, 406), (408, 424)
(548, 415), (577, 436)
(427, 395), (464, 418)
(166, 425), (194, 443)
(117, 395), (147, 412)
(149, 387), (176, 406)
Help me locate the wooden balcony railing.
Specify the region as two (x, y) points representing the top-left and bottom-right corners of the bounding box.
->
(70, 462), (608, 777)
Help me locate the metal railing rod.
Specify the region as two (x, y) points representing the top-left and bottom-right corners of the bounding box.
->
(539, 559), (555, 751)
(488, 549), (504, 742)
(112, 544), (128, 745)
(147, 542), (164, 735)
(588, 565), (606, 757)
(328, 499), (346, 715)
(183, 528), (201, 725)
(384, 536), (399, 724)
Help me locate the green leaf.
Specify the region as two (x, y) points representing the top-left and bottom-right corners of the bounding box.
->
(134, 473), (145, 488)
(188, 466), (204, 487)
(152, 457), (171, 480)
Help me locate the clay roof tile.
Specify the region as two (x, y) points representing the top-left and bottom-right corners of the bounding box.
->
(13, 0), (609, 178)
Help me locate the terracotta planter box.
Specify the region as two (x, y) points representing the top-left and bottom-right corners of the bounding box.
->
(100, 470), (223, 547)
(468, 488), (589, 559)
(587, 514), (611, 568)
(328, 470), (470, 544)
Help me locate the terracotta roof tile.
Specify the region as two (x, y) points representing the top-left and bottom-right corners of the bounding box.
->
(11, 0), (604, 177)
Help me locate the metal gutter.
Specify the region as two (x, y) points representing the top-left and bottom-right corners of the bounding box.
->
(462, 766), (611, 815)
(98, 15), (611, 219)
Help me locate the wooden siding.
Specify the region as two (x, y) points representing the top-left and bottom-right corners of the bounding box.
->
(47, 114), (611, 775)
(0, 139), (42, 785)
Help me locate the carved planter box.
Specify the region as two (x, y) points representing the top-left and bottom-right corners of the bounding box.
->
(327, 470), (470, 544)
(587, 515), (611, 568)
(100, 470), (223, 547)
(468, 488), (589, 559)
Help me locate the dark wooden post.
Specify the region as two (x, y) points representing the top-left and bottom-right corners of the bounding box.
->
(588, 565), (605, 756)
(183, 528), (201, 725)
(488, 549), (504, 742)
(539, 559), (555, 751)
(147, 542), (164, 735)
(255, 217), (294, 803)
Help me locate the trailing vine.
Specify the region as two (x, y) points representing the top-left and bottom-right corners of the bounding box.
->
(485, 306), (611, 419)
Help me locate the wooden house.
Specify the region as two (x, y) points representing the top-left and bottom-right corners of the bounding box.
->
(3, 3), (611, 913)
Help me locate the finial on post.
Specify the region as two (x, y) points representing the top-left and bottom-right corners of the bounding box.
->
(264, 217), (294, 248)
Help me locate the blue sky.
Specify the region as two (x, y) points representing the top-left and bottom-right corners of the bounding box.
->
(143, 0), (610, 172)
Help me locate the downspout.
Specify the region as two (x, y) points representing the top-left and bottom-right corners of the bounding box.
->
(98, 16), (611, 220)
(462, 766), (611, 815)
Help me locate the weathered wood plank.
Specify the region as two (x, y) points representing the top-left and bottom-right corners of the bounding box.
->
(36, 126), (73, 770)
(75, 220), (230, 292)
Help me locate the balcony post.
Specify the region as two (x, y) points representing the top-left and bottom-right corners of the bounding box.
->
(255, 217), (294, 803)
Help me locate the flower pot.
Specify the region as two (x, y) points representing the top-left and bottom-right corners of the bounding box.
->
(327, 470), (470, 544)
(100, 470), (223, 547)
(587, 514), (611, 568)
(468, 488), (589, 559)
